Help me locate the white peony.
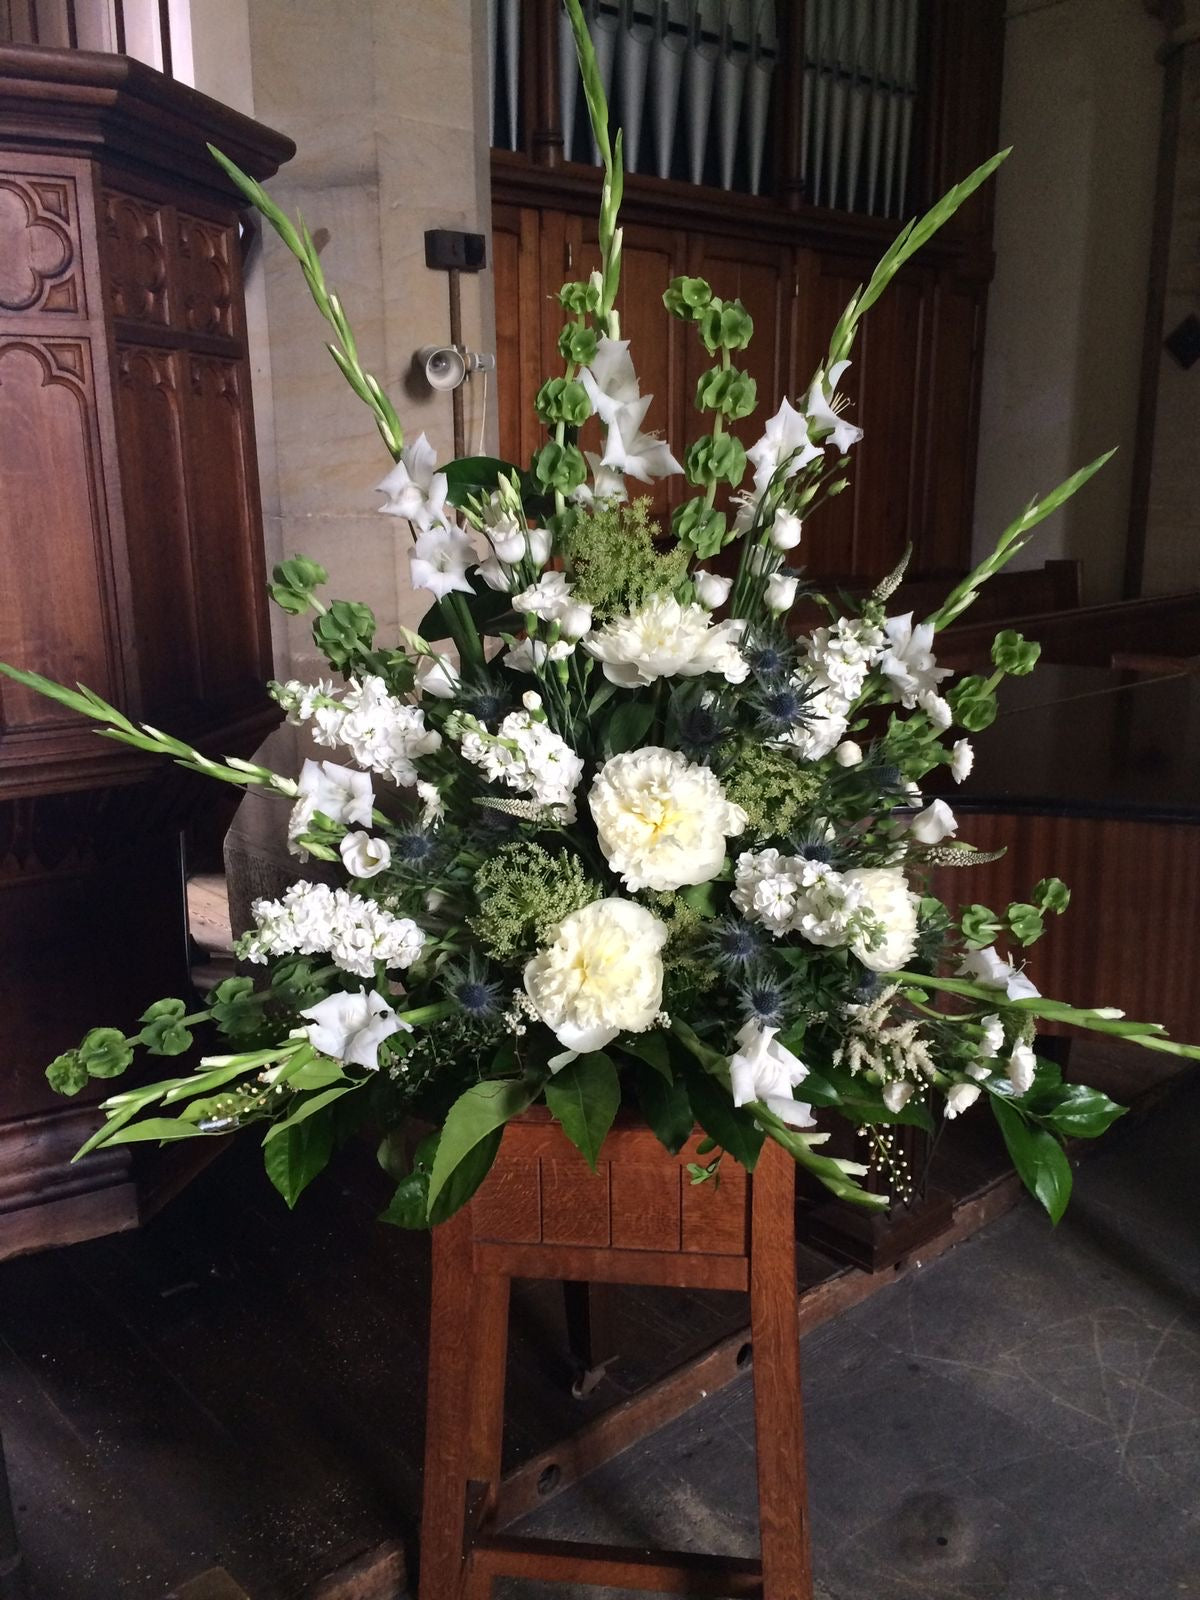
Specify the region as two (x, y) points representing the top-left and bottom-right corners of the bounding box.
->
(524, 898), (668, 1052)
(339, 831), (391, 879)
(845, 866), (920, 972)
(299, 989), (409, 1071)
(590, 748), (747, 892)
(728, 1021), (815, 1128)
(585, 595), (748, 688)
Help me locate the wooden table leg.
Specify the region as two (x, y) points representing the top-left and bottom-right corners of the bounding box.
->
(418, 1204), (476, 1600)
(750, 1140), (813, 1599)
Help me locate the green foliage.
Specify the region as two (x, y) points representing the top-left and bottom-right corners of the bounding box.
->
(1006, 901), (1045, 946)
(46, 1051), (88, 1096)
(560, 496), (689, 619)
(949, 675), (999, 732)
(720, 744), (823, 840)
(991, 629), (1041, 676)
(685, 433), (747, 489)
(557, 321), (599, 365)
(469, 842), (601, 960)
(426, 1076), (536, 1218)
(696, 299), (754, 354)
(662, 275), (713, 319)
(533, 441), (587, 495)
(672, 500), (727, 559)
(544, 1052), (620, 1170)
(605, 698), (655, 756)
(683, 1063), (765, 1170)
(313, 599), (377, 674)
(270, 554), (328, 616)
(557, 280), (601, 315)
(535, 377), (592, 426)
(961, 903), (1002, 948)
(207, 977), (266, 1039)
(695, 366), (757, 420)
(1034, 876), (1071, 914)
(990, 1096), (1073, 1224)
(264, 1113), (334, 1208)
(79, 1027), (134, 1079)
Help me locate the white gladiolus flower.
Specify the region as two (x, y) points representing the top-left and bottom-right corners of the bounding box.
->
(879, 613), (952, 709)
(299, 989), (409, 1071)
(845, 866), (920, 972)
(746, 397), (822, 495)
(728, 1021), (815, 1128)
(579, 337), (639, 426)
(503, 637), (548, 674)
(376, 432), (452, 532)
(409, 526), (477, 600)
(523, 898), (668, 1052)
(590, 748), (747, 892)
(339, 831), (391, 879)
(951, 739), (975, 783)
(291, 759), (374, 836)
(575, 451), (629, 505)
(586, 595), (749, 687)
(945, 1081), (982, 1119)
(834, 740), (864, 767)
(415, 654), (460, 699)
(601, 397), (684, 483)
(1008, 1042), (1037, 1095)
(770, 509), (804, 550)
(476, 554), (514, 592)
(805, 360), (864, 456)
(910, 799), (958, 845)
(765, 573), (800, 613)
(513, 571), (573, 620)
(957, 945), (1041, 1001)
(882, 1081), (914, 1113)
(693, 569), (733, 609)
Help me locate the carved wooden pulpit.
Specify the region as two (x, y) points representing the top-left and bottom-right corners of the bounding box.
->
(0, 46), (293, 1257)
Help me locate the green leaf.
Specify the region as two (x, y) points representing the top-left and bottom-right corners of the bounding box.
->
(1036, 1083), (1126, 1140)
(427, 1077), (535, 1218)
(620, 1031), (673, 1081)
(605, 697), (655, 756)
(286, 1059), (349, 1091)
(100, 1117), (205, 1146)
(263, 1083), (357, 1139)
(441, 455), (520, 506)
(683, 1065), (764, 1171)
(263, 1115), (334, 1208)
(379, 1170), (430, 1229)
(430, 1127), (504, 1225)
(630, 1061), (693, 1156)
(545, 1051), (620, 1172)
(991, 1097), (1073, 1224)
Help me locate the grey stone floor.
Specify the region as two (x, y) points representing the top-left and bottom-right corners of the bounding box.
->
(502, 1079), (1200, 1600)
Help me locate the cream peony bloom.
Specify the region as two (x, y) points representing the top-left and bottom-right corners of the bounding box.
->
(585, 595), (749, 688)
(523, 898), (668, 1052)
(845, 866), (920, 972)
(590, 747), (747, 892)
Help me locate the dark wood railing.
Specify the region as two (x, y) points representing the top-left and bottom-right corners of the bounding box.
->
(0, 0), (173, 76)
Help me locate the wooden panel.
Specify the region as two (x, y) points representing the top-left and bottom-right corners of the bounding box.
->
(473, 1241), (749, 1291)
(472, 1154), (541, 1244)
(681, 1160), (749, 1257)
(609, 1160), (681, 1253)
(539, 1157), (610, 1247)
(489, 203), (542, 472)
(0, 171), (83, 315)
(0, 338), (115, 729)
(919, 276), (984, 573)
(175, 210), (236, 340)
(100, 189), (169, 325)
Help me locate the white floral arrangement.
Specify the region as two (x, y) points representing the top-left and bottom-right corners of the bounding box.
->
(7, 0), (1197, 1228)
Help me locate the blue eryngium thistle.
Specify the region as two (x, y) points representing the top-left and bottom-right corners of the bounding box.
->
(391, 828), (440, 868)
(446, 955), (503, 1022)
(738, 972), (788, 1029)
(459, 681), (509, 724)
(755, 685), (805, 733)
(710, 917), (766, 973)
(675, 701), (726, 755)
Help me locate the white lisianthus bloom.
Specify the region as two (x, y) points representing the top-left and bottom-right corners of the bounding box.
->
(805, 360), (864, 455)
(559, 601), (594, 640)
(524, 898), (668, 1052)
(527, 526), (552, 565)
(951, 739), (975, 783)
(770, 509), (804, 550)
(339, 831), (391, 879)
(292, 759), (374, 835)
(882, 1081), (914, 1113)
(845, 866), (920, 972)
(409, 526), (477, 600)
(415, 653), (460, 700)
(957, 945), (1041, 1000)
(728, 1021), (815, 1128)
(1008, 1042), (1037, 1095)
(945, 1081), (982, 1119)
(765, 573), (800, 613)
(693, 569), (733, 609)
(746, 397), (823, 495)
(513, 571), (573, 621)
(503, 637), (548, 674)
(586, 595), (748, 687)
(376, 433), (452, 532)
(834, 740), (863, 767)
(910, 799), (958, 845)
(484, 513), (526, 564)
(590, 748), (747, 892)
(879, 613), (952, 708)
(299, 989), (409, 1071)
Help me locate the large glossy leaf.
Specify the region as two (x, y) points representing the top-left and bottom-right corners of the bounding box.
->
(991, 1096), (1073, 1224)
(545, 1051), (620, 1171)
(441, 455), (520, 506)
(604, 699), (655, 757)
(683, 1064), (764, 1171)
(263, 1115), (334, 1208)
(631, 1061), (693, 1156)
(426, 1077), (535, 1217)
(1031, 1082), (1126, 1140)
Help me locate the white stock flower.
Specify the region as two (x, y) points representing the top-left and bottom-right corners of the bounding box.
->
(957, 945), (1040, 1001)
(586, 595), (748, 688)
(693, 569), (733, 609)
(523, 898), (668, 1052)
(879, 613), (951, 709)
(919, 690), (953, 731)
(305, 678), (440, 787)
(801, 617), (886, 701)
(409, 526), (477, 600)
(769, 509), (804, 550)
(805, 360), (863, 455)
(733, 850), (867, 947)
(765, 573), (800, 613)
(590, 747), (746, 892)
(834, 740), (863, 767)
(776, 680), (850, 761)
(909, 799), (958, 845)
(746, 397), (822, 495)
(951, 739), (975, 783)
(299, 989), (409, 1071)
(239, 883), (425, 979)
(415, 653), (460, 700)
(945, 1081), (981, 1119)
(729, 1021), (814, 1128)
(376, 433), (452, 532)
(339, 831), (392, 879)
(978, 1013), (1005, 1059)
(845, 866), (920, 972)
(459, 708), (584, 819)
(1008, 1042), (1037, 1095)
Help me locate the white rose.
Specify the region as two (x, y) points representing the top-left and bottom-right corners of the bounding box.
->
(590, 747), (747, 892)
(765, 573), (799, 613)
(882, 1081), (914, 1113)
(845, 866), (919, 972)
(524, 898), (668, 1052)
(339, 831), (391, 879)
(299, 988), (409, 1071)
(945, 1081), (982, 1119)
(693, 569), (733, 609)
(951, 739), (974, 783)
(728, 1020), (814, 1128)
(834, 740), (863, 767)
(1007, 1042), (1037, 1095)
(769, 509), (804, 550)
(910, 799), (958, 845)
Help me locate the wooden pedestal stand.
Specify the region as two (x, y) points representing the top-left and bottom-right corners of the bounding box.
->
(419, 1110), (813, 1599)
